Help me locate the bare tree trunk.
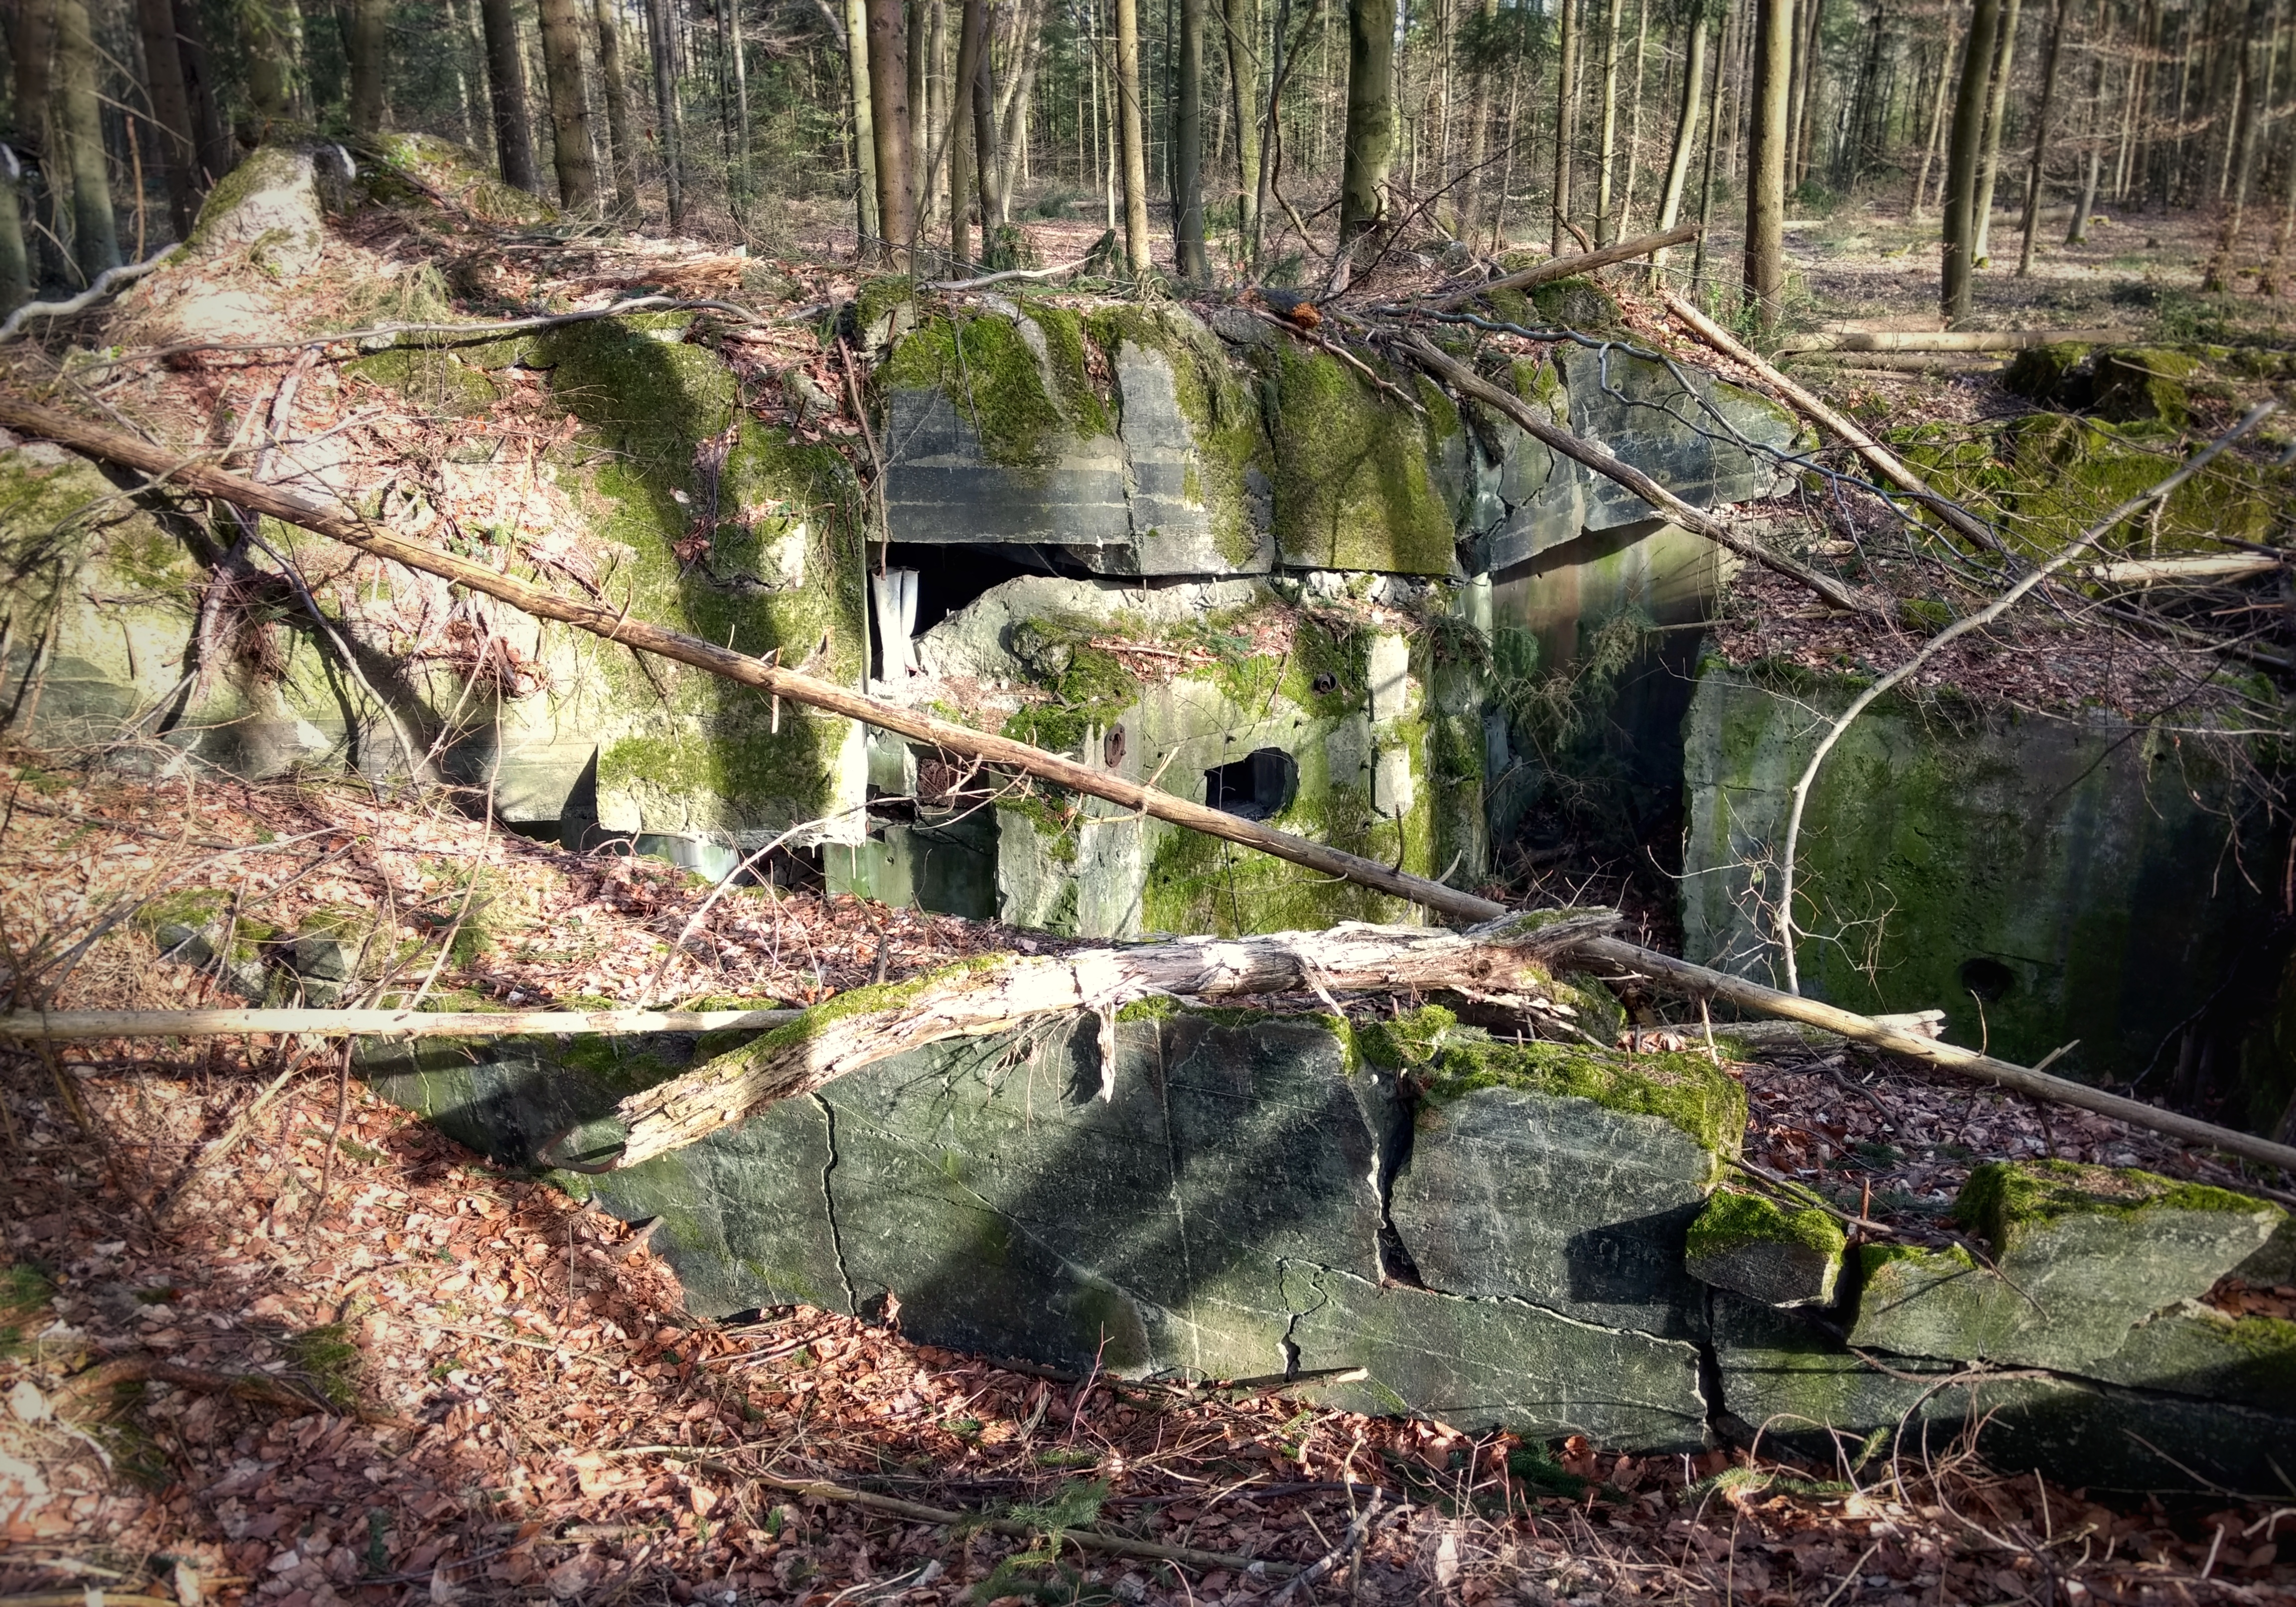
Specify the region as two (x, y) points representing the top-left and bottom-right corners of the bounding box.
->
(2065, 53), (2102, 242)
(15, 0), (66, 294)
(54, 0), (117, 280)
(1783, 0), (1809, 185)
(2014, 0), (2068, 273)
(171, 0), (228, 187)
(1969, 0), (2020, 262)
(1456, 0), (1496, 243)
(2201, 0), (2270, 291)
(1593, 0), (1623, 242)
(1942, 0), (2002, 320)
(995, 8), (1043, 214)
(482, 0), (542, 192)
(1743, 0), (1791, 327)
(970, 9), (1000, 229)
(1223, 0), (1261, 253)
(840, 0), (880, 249)
(131, 0), (200, 236)
(346, 0), (388, 134)
(1553, 0), (1579, 250)
(727, 0), (751, 203)
(593, 0), (640, 213)
(0, 148), (29, 314)
(868, 0), (915, 262)
(1652, 0), (1706, 274)
(246, 0), (298, 121)
(1338, 0), (1396, 246)
(1690, 0), (1725, 282)
(1174, 0), (1210, 272)
(644, 0), (682, 224)
(539, 0), (601, 209)
(1619, 0), (1650, 238)
(949, 0), (984, 263)
(1115, 0), (1151, 268)
(1910, 0), (1959, 219)
(2261, 121), (2296, 293)
(907, 0), (932, 236)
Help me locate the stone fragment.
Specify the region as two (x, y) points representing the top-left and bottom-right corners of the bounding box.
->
(2087, 347), (2200, 426)
(1848, 1162), (2285, 1371)
(1286, 1262), (1709, 1448)
(1717, 1293), (2296, 1494)
(188, 145), (326, 277)
(1685, 1190), (1846, 1309)
(2075, 1301), (2296, 1416)
(1378, 1010), (1743, 1340)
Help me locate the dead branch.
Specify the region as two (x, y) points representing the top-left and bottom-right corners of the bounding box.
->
(0, 250), (175, 342)
(553, 914), (1616, 1171)
(1410, 224), (1702, 313)
(1660, 291), (2006, 555)
(628, 1448), (1306, 1577)
(1561, 933), (2296, 1175)
(1775, 328), (2137, 353)
(0, 1005), (809, 1041)
(1402, 335), (1875, 617)
(0, 396), (1511, 927)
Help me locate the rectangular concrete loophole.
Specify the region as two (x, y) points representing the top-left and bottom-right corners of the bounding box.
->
(1204, 748), (1297, 821)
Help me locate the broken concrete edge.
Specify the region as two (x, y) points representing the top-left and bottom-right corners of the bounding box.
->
(1957, 1156), (2289, 1250)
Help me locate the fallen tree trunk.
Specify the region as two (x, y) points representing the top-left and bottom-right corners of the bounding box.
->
(550, 915), (1612, 1171)
(0, 397), (1506, 927)
(1774, 327), (2136, 353)
(2081, 553), (2284, 585)
(1402, 336), (1875, 617)
(1660, 291), (2005, 555)
(1414, 223), (1702, 313)
(1565, 935), (2296, 1175)
(0, 1005), (806, 1041)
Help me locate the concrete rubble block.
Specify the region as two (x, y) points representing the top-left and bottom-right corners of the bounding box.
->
(813, 1009), (1396, 1378)
(1286, 1261), (1710, 1448)
(1848, 1161), (2286, 1371)
(1717, 1293), (2296, 1495)
(1376, 1009), (1745, 1340)
(2077, 1301), (2296, 1417)
(187, 144), (327, 277)
(1557, 347), (1799, 532)
(1685, 1190), (1847, 1309)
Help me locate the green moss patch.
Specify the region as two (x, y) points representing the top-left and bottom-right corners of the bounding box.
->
(1689, 1189), (1846, 1260)
(345, 348), (498, 416)
(880, 311), (1072, 470)
(1264, 344), (1455, 575)
(1956, 1159), (2284, 1251)
(1364, 1005), (1747, 1156)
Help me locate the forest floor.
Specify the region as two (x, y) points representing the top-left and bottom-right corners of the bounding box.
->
(8, 172), (2296, 1605)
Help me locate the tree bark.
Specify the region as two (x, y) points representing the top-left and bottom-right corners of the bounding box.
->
(995, 4), (1041, 219)
(1223, 0), (1261, 254)
(1593, 0), (1624, 243)
(644, 0), (682, 224)
(1690, 0), (1725, 282)
(1969, 0), (2021, 263)
(2065, 53), (2102, 243)
(1175, 0), (1210, 274)
(53, 0), (118, 281)
(1652, 0), (1706, 266)
(1339, 0), (1396, 245)
(131, 0), (200, 236)
(347, 0), (388, 134)
(1552, 0), (1579, 252)
(949, 0), (984, 264)
(727, 0), (752, 201)
(538, 0), (601, 209)
(907, 0), (933, 235)
(245, 0), (298, 120)
(593, 0), (640, 214)
(1911, 0), (1960, 219)
(2201, 0), (2270, 291)
(482, 0), (543, 192)
(171, 0), (229, 188)
(868, 0), (915, 263)
(969, 5), (1000, 230)
(2260, 120), (2296, 295)
(2014, 0), (2068, 274)
(1743, 0), (1792, 329)
(843, 0), (881, 248)
(1115, 0), (1151, 269)
(0, 148), (29, 315)
(1941, 0), (2002, 322)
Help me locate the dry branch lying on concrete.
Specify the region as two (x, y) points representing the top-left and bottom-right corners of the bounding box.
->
(560, 915), (1614, 1170)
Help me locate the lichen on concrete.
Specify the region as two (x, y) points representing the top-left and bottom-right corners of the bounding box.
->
(1263, 343), (1455, 575)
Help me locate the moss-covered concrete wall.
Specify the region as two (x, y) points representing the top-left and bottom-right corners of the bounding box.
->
(357, 1010), (2293, 1489)
(1680, 660), (2270, 1082)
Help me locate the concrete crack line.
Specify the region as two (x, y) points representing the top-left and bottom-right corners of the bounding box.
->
(813, 1093), (860, 1317)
